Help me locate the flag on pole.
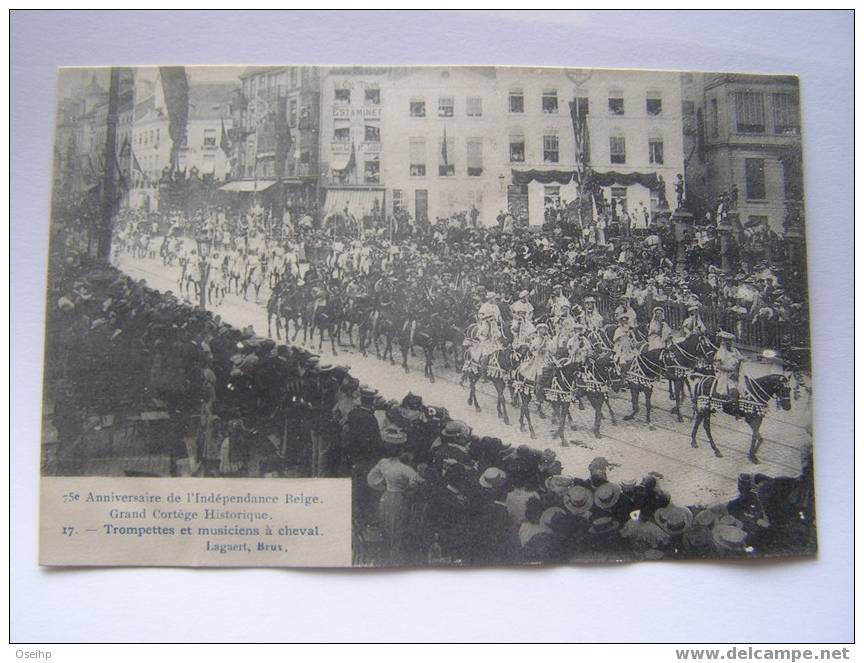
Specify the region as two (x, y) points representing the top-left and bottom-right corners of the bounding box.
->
(441, 126), (449, 166)
(220, 118), (231, 154)
(347, 141), (357, 183)
(570, 99), (590, 190)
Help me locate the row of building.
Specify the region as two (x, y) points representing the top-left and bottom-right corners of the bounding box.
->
(53, 66), (803, 232)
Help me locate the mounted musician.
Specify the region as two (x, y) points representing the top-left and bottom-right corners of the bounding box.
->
(552, 302), (578, 355)
(681, 303), (707, 338)
(546, 284), (570, 319)
(612, 312), (641, 372)
(713, 330), (744, 405)
(579, 296), (604, 332)
(646, 306), (673, 351)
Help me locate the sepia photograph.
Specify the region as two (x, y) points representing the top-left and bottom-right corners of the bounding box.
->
(40, 62), (818, 568)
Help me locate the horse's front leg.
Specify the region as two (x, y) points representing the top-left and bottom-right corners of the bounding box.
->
(426, 349), (435, 383)
(690, 410), (703, 448)
(557, 404), (569, 446)
(329, 325), (338, 356)
(623, 386), (639, 420)
(604, 394), (617, 426)
(645, 388), (655, 430)
(703, 413), (722, 457)
(747, 415), (764, 464)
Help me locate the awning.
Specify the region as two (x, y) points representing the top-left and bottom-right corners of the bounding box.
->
(218, 179), (278, 193)
(323, 188), (383, 218)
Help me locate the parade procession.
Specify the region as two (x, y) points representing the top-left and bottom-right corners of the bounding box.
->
(42, 65), (816, 566)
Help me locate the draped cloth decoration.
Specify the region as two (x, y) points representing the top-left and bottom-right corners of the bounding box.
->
(511, 169), (661, 191)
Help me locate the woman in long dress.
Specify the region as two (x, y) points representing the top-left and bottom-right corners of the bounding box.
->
(367, 426), (424, 565)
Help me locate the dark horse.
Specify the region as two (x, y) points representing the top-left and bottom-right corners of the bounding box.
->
(398, 318), (438, 382)
(690, 373), (792, 464)
(306, 295), (341, 356)
(546, 353), (622, 444)
(621, 335), (715, 429)
(660, 333), (718, 421)
(368, 306), (401, 364)
(465, 345), (521, 426)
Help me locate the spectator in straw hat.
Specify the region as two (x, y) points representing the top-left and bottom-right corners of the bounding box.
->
(367, 426), (423, 565)
(472, 468), (520, 564)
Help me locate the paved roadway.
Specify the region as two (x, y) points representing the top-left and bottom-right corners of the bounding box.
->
(116, 251), (813, 506)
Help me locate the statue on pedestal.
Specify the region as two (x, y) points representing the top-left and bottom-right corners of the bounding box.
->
(674, 174), (686, 209)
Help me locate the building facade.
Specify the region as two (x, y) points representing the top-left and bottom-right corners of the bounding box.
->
(318, 66), (686, 228)
(227, 66), (321, 215)
(683, 73), (802, 233)
(129, 73), (234, 210)
(317, 67), (388, 222)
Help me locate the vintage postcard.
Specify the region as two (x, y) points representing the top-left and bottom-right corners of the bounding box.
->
(41, 65), (814, 567)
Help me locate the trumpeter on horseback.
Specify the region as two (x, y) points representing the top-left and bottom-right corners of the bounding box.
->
(612, 312), (641, 373)
(713, 330), (744, 407)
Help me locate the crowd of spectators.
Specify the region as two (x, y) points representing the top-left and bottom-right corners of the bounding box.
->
(44, 227), (816, 566)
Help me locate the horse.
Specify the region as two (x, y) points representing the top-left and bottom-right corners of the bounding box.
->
(368, 305), (401, 364)
(689, 373), (792, 464)
(544, 352), (621, 445)
(660, 333), (718, 421)
(620, 346), (665, 430)
(398, 319), (438, 382)
(465, 345), (521, 425)
(510, 346), (556, 440)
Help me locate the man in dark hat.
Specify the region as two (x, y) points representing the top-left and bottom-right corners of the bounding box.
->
(343, 386), (383, 522)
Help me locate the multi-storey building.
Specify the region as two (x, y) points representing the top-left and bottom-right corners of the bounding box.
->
(683, 73), (802, 233)
(317, 66), (388, 221)
(323, 66), (685, 227)
(226, 66), (320, 214)
(129, 72), (234, 210)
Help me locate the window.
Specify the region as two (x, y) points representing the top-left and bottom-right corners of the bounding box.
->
(203, 129), (216, 147)
(735, 91), (765, 133)
(289, 100), (297, 127)
(745, 158), (766, 199)
(509, 135), (525, 162)
(509, 88), (524, 113)
(608, 92), (624, 115)
(365, 88), (381, 105)
(543, 185), (560, 206)
(409, 138), (426, 176)
(364, 159), (380, 184)
(466, 96), (483, 117)
(709, 98), (719, 137)
(333, 126), (350, 142)
(646, 92), (662, 115)
(542, 89), (558, 114)
(543, 135), (559, 163)
(299, 151), (310, 164)
(577, 96), (589, 116)
(466, 138), (483, 176)
(682, 100), (695, 115)
(610, 135), (626, 164)
(409, 99), (426, 117)
(611, 186), (627, 213)
(155, 128), (160, 143)
(648, 138), (664, 165)
(415, 189), (428, 223)
(335, 88), (351, 104)
(392, 189), (404, 212)
(438, 136), (455, 176)
(772, 93), (799, 134)
(364, 124), (380, 143)
(438, 96), (454, 117)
